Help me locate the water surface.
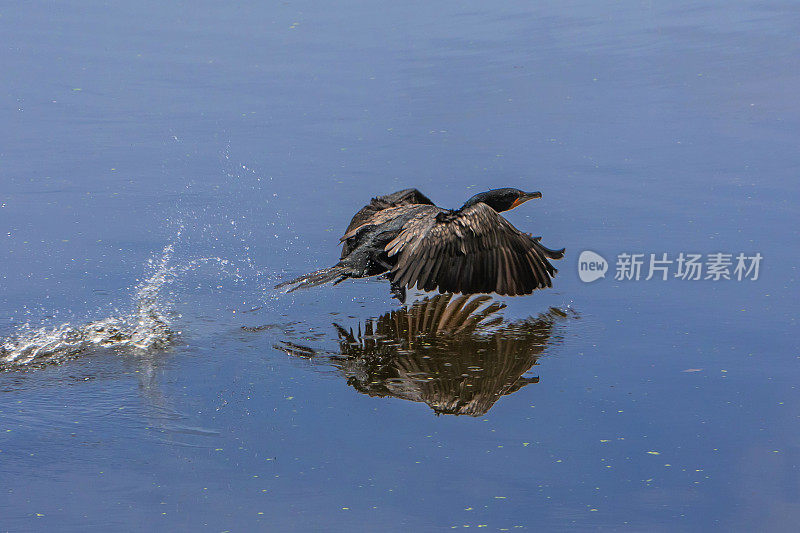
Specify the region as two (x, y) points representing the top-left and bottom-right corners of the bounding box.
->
(1, 0), (798, 530)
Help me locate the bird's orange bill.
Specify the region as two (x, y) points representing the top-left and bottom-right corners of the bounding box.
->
(510, 191), (543, 209)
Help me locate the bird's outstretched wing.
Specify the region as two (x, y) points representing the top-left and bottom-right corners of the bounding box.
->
(385, 203), (564, 296)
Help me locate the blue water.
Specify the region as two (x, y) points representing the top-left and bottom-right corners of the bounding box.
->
(1, 1), (798, 530)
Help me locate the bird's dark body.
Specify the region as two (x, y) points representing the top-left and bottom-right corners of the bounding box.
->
(340, 205), (429, 275)
(340, 188), (435, 259)
(277, 187), (564, 299)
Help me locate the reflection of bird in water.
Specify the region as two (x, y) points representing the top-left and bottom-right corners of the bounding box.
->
(276, 188), (564, 300)
(274, 294), (574, 416)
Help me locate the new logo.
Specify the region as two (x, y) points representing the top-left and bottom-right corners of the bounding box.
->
(578, 250), (608, 283)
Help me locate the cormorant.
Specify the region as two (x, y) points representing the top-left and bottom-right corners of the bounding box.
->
(276, 187), (564, 299)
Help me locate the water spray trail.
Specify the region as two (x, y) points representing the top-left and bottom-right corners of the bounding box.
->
(1, 245), (178, 369)
(1, 146), (283, 370)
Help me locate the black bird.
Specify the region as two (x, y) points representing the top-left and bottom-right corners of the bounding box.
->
(276, 187), (564, 299)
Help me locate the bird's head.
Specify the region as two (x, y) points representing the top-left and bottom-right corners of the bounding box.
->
(461, 188), (542, 213)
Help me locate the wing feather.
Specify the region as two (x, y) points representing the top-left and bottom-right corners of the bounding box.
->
(387, 203), (563, 296)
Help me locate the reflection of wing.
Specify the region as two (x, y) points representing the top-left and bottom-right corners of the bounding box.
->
(273, 294), (574, 417)
(337, 294), (505, 343)
(386, 203), (563, 296)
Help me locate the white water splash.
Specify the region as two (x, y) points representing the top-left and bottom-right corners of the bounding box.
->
(1, 245), (179, 369)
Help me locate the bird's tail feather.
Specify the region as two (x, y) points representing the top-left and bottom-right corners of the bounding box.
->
(275, 264), (348, 292)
